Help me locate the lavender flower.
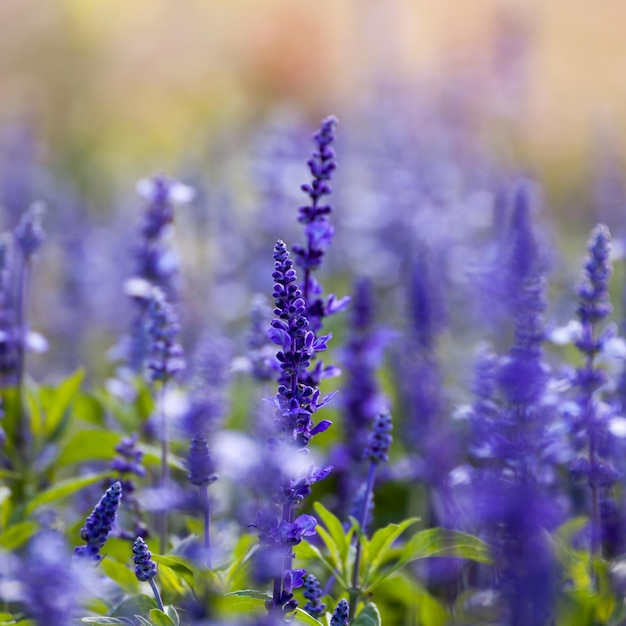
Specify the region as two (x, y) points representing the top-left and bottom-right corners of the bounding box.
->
(134, 175), (194, 293)
(145, 287), (185, 383)
(182, 334), (232, 436)
(363, 409), (393, 465)
(133, 536), (157, 581)
(292, 116), (348, 331)
(110, 433), (146, 492)
(124, 176), (192, 372)
(335, 278), (389, 515)
(15, 202), (45, 260)
(571, 224), (619, 557)
(74, 481), (122, 561)
(302, 573), (326, 617)
(133, 536), (164, 611)
(20, 531), (85, 626)
(330, 599), (350, 626)
(268, 240), (333, 447)
(188, 430), (218, 487)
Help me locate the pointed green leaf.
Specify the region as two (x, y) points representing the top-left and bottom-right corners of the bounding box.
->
(100, 558), (140, 595)
(149, 610), (176, 626)
(133, 617), (153, 626)
(41, 369), (84, 439)
(364, 517), (420, 584)
(352, 603), (382, 626)
(316, 525), (342, 572)
(110, 594), (157, 618)
(294, 540), (347, 587)
(367, 528), (491, 591)
(57, 429), (121, 467)
(293, 608), (325, 626)
(152, 554), (196, 589)
(0, 521), (38, 550)
(164, 606), (180, 626)
(401, 528), (492, 564)
(313, 502), (348, 559)
(220, 590), (269, 616)
(25, 472), (110, 515)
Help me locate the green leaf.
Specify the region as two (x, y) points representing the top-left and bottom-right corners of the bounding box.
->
(110, 594), (157, 618)
(364, 517), (420, 585)
(133, 617), (153, 626)
(73, 392), (105, 426)
(293, 608), (325, 626)
(25, 473), (110, 515)
(367, 528), (491, 591)
(402, 528), (492, 564)
(313, 502), (348, 561)
(56, 429), (121, 467)
(164, 606), (180, 626)
(99, 558), (141, 595)
(80, 619), (126, 625)
(352, 603), (382, 626)
(0, 521), (38, 550)
(148, 610), (176, 626)
(41, 369), (84, 439)
(224, 534), (257, 586)
(220, 590), (269, 616)
(294, 540), (346, 587)
(315, 525), (342, 573)
(152, 554), (196, 589)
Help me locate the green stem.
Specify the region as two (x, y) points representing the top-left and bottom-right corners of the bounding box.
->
(349, 461), (377, 621)
(201, 484), (211, 568)
(157, 382), (168, 554)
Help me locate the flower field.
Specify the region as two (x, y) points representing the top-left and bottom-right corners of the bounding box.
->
(1, 97), (626, 626)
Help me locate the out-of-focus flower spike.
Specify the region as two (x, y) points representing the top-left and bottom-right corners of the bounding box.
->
(15, 202), (45, 260)
(364, 409), (393, 465)
(74, 481), (122, 561)
(330, 599), (350, 626)
(302, 573), (326, 618)
(188, 430), (218, 487)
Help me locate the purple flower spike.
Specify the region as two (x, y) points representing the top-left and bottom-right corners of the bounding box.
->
(75, 481), (123, 561)
(364, 409), (393, 465)
(133, 536), (157, 582)
(270, 240), (330, 446)
(330, 599), (350, 626)
(15, 202), (45, 260)
(292, 116), (346, 331)
(145, 287), (185, 383)
(188, 430), (218, 487)
(303, 573), (326, 617)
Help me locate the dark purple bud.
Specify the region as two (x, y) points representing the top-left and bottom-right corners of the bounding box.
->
(75, 481), (123, 561)
(330, 599), (350, 626)
(133, 536), (157, 581)
(364, 409), (393, 465)
(303, 573), (326, 617)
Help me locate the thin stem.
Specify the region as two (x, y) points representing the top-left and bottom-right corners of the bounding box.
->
(157, 382), (169, 554)
(349, 461), (377, 621)
(13, 258), (31, 460)
(201, 484), (211, 568)
(149, 577), (165, 612)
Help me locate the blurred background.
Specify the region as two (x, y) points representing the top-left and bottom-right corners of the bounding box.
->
(1, 0), (626, 376)
(2, 0), (626, 201)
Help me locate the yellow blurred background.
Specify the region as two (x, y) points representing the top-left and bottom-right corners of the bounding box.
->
(1, 0), (625, 199)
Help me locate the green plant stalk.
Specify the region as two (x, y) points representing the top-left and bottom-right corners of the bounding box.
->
(349, 461), (377, 621)
(201, 483), (211, 568)
(157, 382), (168, 554)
